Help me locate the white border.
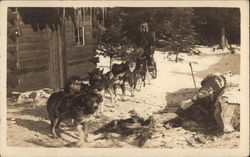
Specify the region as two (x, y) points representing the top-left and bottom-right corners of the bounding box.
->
(0, 1), (249, 157)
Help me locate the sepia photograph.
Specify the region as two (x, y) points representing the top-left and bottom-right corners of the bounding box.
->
(0, 0), (249, 157)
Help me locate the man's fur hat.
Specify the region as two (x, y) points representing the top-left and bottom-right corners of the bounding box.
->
(140, 22), (149, 33)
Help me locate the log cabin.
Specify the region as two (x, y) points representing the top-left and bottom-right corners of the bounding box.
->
(7, 7), (106, 93)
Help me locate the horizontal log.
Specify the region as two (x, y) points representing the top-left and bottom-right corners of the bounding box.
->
(65, 20), (91, 26)
(14, 71), (50, 92)
(20, 24), (34, 29)
(65, 29), (73, 34)
(18, 50), (49, 61)
(84, 25), (91, 31)
(17, 65), (48, 74)
(18, 34), (49, 43)
(85, 37), (94, 45)
(65, 35), (75, 42)
(65, 28), (74, 34)
(18, 55), (49, 69)
(21, 27), (48, 36)
(65, 40), (74, 47)
(67, 51), (93, 61)
(65, 39), (75, 47)
(67, 62), (95, 79)
(64, 29), (91, 38)
(66, 41), (95, 49)
(64, 22), (91, 28)
(64, 39), (94, 47)
(66, 45), (94, 60)
(7, 51), (17, 61)
(18, 41), (50, 51)
(7, 44), (17, 53)
(83, 20), (91, 26)
(67, 56), (93, 66)
(8, 21), (16, 28)
(65, 37), (94, 46)
(66, 44), (94, 51)
(65, 21), (74, 25)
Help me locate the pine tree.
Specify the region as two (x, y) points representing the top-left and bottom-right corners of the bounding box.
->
(162, 8), (197, 62)
(93, 8), (199, 64)
(92, 20), (133, 69)
(120, 8), (198, 61)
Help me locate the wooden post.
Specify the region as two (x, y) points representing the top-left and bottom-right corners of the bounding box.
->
(83, 8), (85, 21)
(90, 7), (92, 25)
(92, 8), (95, 28)
(102, 7), (105, 25)
(61, 8), (67, 87)
(15, 8), (20, 86)
(58, 8), (67, 89)
(53, 29), (60, 90)
(93, 8), (97, 29)
(48, 26), (54, 89)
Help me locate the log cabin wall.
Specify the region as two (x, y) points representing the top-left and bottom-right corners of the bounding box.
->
(7, 8), (19, 94)
(8, 8), (98, 92)
(64, 9), (96, 80)
(14, 13), (51, 92)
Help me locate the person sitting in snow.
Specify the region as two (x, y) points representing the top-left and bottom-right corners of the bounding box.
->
(181, 71), (233, 113)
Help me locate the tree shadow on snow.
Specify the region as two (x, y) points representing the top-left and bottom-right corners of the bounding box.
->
(195, 53), (240, 78)
(170, 53), (240, 79)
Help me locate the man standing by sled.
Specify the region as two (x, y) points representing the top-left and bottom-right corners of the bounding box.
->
(136, 22), (157, 79)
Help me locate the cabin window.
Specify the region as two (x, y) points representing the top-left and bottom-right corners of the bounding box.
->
(74, 26), (85, 46)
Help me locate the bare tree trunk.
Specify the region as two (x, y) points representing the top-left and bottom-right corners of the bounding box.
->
(175, 53), (179, 63)
(219, 27), (229, 50)
(175, 47), (180, 63)
(217, 27), (235, 53)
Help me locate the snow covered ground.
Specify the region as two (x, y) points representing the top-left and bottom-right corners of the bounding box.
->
(6, 46), (240, 148)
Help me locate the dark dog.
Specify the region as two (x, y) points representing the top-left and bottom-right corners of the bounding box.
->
(64, 76), (83, 95)
(112, 61), (132, 75)
(111, 61), (136, 97)
(47, 91), (102, 146)
(134, 57), (147, 90)
(88, 68), (116, 108)
(134, 54), (157, 89)
(47, 77), (103, 146)
(147, 54), (157, 79)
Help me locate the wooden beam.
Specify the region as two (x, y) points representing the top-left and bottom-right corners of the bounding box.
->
(102, 7), (105, 25)
(48, 27), (60, 90)
(83, 8), (85, 21)
(90, 7), (92, 25)
(58, 7), (67, 89)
